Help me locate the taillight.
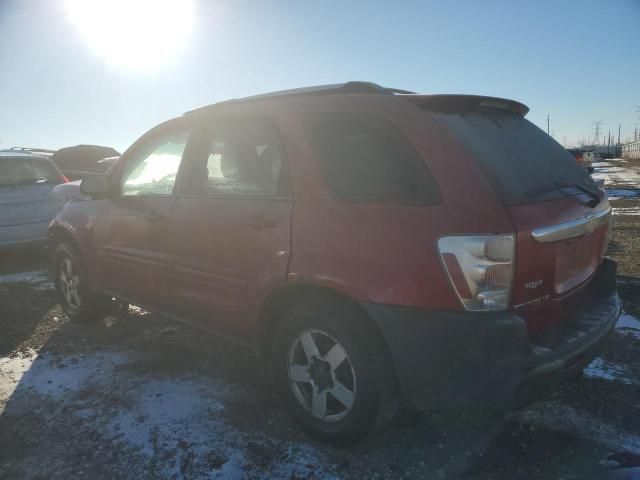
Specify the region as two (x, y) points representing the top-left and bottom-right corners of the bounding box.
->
(438, 235), (515, 311)
(62, 176), (70, 183)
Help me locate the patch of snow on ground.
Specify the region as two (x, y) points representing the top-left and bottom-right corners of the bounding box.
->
(607, 189), (640, 199)
(612, 206), (640, 215)
(0, 349), (336, 479)
(584, 357), (636, 385)
(616, 312), (640, 339)
(17, 351), (130, 399)
(592, 158), (640, 189)
(0, 352), (37, 410)
(0, 270), (52, 290)
(515, 402), (640, 454)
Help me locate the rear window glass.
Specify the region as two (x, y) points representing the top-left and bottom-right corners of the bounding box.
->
(305, 112), (440, 205)
(0, 158), (62, 186)
(430, 108), (598, 205)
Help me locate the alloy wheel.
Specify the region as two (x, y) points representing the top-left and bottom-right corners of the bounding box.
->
(287, 329), (357, 422)
(59, 257), (82, 309)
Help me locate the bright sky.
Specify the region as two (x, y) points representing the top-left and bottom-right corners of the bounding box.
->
(1, 0), (639, 153)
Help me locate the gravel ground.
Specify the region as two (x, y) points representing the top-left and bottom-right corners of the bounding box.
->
(1, 158), (639, 480)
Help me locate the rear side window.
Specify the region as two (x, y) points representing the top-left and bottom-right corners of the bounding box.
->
(0, 158), (63, 186)
(185, 117), (286, 197)
(431, 108), (598, 205)
(305, 112), (440, 205)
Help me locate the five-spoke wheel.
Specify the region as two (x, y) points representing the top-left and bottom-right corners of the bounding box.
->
(288, 329), (357, 422)
(273, 299), (395, 444)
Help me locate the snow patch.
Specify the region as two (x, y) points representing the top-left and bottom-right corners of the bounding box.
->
(0, 270), (52, 290)
(612, 206), (640, 216)
(592, 158), (640, 190)
(16, 351), (129, 400)
(1, 349), (336, 479)
(0, 352), (38, 410)
(616, 312), (640, 339)
(584, 357), (636, 385)
(515, 402), (640, 454)
(608, 189), (640, 199)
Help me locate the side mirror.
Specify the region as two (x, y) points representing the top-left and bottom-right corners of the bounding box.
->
(80, 173), (111, 196)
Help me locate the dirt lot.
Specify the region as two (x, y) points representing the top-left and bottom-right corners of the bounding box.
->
(1, 159), (640, 480)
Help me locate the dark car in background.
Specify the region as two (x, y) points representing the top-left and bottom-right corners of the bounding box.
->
(51, 145), (120, 181)
(0, 151), (68, 249)
(48, 82), (620, 444)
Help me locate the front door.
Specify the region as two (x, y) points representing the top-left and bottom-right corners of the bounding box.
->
(93, 122), (191, 311)
(167, 116), (292, 340)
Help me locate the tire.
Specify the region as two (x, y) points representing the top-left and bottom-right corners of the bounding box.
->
(272, 298), (396, 445)
(53, 241), (108, 323)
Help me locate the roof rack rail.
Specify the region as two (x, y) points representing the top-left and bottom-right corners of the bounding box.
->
(185, 81), (416, 115)
(9, 147), (56, 156)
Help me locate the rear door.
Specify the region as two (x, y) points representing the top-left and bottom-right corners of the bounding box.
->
(432, 108), (610, 331)
(167, 116), (292, 340)
(92, 120), (191, 311)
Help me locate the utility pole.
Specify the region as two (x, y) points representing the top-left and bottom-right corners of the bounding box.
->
(618, 123), (621, 146)
(546, 114), (550, 135)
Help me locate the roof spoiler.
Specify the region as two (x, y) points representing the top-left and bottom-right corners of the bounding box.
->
(184, 81), (416, 115)
(413, 94), (529, 117)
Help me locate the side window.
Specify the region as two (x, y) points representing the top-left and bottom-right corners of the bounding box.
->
(187, 118), (285, 197)
(121, 131), (189, 196)
(305, 112), (441, 205)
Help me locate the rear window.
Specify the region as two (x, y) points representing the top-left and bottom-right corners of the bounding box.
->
(0, 158), (62, 187)
(431, 108), (598, 204)
(305, 112), (440, 205)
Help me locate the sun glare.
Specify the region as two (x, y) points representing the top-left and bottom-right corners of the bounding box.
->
(65, 0), (194, 71)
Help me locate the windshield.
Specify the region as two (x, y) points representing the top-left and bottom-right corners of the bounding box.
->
(430, 107), (599, 204)
(0, 158), (62, 187)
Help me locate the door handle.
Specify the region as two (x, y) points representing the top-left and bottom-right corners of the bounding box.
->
(248, 214), (278, 230)
(144, 210), (166, 223)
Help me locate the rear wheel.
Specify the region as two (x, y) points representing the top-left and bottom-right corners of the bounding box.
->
(272, 299), (396, 444)
(53, 242), (109, 323)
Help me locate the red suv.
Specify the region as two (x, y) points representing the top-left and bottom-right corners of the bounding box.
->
(49, 82), (620, 443)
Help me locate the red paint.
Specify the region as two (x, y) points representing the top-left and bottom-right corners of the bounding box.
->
(49, 91), (608, 347)
(507, 191), (609, 331)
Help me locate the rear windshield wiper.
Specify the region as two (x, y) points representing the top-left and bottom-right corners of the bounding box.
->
(552, 180), (600, 207)
(524, 180), (600, 207)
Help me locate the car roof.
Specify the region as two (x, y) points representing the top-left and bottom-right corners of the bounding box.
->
(184, 81), (529, 118)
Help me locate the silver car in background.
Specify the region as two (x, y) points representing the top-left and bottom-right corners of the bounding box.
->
(0, 151), (67, 249)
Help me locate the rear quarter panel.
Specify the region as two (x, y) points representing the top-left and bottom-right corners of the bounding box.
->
(276, 94), (515, 311)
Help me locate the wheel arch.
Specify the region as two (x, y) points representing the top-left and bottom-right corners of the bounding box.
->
(257, 283), (402, 425)
(47, 224), (80, 251)
(257, 284), (396, 378)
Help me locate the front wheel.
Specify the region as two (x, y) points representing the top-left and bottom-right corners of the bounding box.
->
(53, 242), (107, 323)
(272, 300), (396, 444)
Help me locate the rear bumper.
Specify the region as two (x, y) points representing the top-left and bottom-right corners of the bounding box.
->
(364, 258), (621, 411)
(0, 220), (50, 250)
